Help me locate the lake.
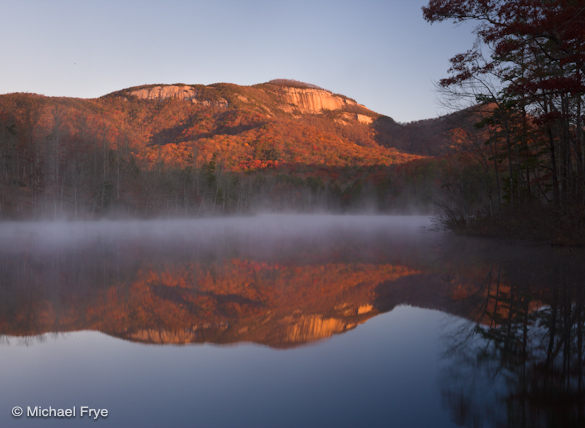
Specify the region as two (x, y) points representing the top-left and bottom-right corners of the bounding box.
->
(0, 215), (583, 428)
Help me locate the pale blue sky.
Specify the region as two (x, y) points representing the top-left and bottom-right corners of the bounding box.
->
(0, 0), (474, 122)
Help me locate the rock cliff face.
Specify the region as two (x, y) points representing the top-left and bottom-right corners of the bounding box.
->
(276, 87), (359, 114)
(115, 81), (373, 117)
(121, 84), (229, 108)
(127, 85), (199, 100)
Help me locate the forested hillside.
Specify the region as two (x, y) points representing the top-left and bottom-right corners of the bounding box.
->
(0, 79), (484, 218)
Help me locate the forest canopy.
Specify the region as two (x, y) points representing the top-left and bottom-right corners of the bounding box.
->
(423, 0), (585, 243)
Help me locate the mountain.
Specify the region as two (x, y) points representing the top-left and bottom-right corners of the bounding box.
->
(0, 79), (486, 217)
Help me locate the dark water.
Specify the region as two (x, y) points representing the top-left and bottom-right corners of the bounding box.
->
(0, 215), (583, 428)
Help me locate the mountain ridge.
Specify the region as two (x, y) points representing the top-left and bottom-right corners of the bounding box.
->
(0, 79), (488, 217)
(0, 79), (421, 170)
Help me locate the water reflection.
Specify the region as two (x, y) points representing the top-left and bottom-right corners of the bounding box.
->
(0, 215), (584, 427)
(0, 216), (437, 347)
(440, 248), (585, 428)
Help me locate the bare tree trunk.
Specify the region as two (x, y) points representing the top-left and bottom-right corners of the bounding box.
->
(545, 100), (561, 209)
(575, 92), (585, 204)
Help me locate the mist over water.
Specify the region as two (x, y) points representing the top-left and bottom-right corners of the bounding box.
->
(0, 214), (583, 428)
(0, 214), (437, 256)
(0, 213), (434, 240)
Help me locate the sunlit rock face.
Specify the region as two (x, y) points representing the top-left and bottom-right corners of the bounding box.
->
(127, 85), (198, 100)
(356, 113), (373, 124)
(118, 82), (368, 115)
(124, 84), (229, 107)
(277, 87), (358, 114)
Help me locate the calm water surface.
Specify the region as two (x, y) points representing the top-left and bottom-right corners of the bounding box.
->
(0, 215), (583, 428)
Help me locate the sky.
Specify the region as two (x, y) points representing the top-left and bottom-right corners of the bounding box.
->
(0, 0), (476, 122)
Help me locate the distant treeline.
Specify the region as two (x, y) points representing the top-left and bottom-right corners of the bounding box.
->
(0, 121), (446, 218)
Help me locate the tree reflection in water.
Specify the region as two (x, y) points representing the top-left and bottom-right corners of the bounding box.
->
(1, 217), (584, 427)
(441, 252), (585, 428)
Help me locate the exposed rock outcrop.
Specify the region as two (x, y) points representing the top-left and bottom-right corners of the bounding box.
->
(277, 87), (357, 114)
(121, 84), (229, 108)
(107, 81), (374, 117)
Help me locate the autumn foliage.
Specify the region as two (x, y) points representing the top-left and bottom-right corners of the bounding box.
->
(0, 80), (473, 217)
(424, 0), (585, 243)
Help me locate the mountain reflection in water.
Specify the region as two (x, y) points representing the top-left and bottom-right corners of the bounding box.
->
(0, 216), (432, 347)
(0, 215), (584, 427)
